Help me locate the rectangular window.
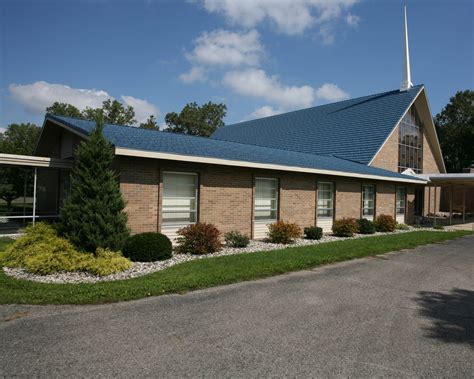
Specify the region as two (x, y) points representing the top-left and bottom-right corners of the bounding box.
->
(396, 187), (406, 215)
(362, 185), (375, 216)
(162, 172), (198, 225)
(254, 178), (278, 221)
(317, 182), (334, 217)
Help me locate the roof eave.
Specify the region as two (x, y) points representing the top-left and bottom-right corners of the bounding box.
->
(115, 147), (427, 184)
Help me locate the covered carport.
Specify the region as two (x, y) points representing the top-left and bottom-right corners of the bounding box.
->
(0, 153), (72, 234)
(417, 173), (474, 229)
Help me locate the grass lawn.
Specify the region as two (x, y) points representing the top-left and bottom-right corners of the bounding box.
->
(0, 230), (471, 305)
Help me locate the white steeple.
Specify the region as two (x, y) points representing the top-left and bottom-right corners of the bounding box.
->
(400, 6), (413, 92)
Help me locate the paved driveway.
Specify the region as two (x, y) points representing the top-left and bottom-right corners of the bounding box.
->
(1, 235), (473, 377)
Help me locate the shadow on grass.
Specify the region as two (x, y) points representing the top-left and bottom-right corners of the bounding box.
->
(416, 288), (474, 346)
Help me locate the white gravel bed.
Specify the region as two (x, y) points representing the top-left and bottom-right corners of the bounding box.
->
(3, 227), (447, 284)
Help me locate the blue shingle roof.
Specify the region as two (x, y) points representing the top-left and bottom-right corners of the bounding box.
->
(45, 113), (424, 183)
(212, 85), (424, 164)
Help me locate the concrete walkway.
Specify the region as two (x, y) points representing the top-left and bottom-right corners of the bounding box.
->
(445, 222), (474, 231)
(1, 235), (473, 377)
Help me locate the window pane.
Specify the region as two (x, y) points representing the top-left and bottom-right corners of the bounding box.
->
(162, 172), (197, 224)
(317, 182), (333, 218)
(255, 178), (278, 221)
(398, 105), (423, 173)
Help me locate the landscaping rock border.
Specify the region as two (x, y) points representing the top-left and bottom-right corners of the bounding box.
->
(3, 227), (447, 284)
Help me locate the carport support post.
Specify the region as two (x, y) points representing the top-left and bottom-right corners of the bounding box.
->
(433, 186), (437, 227)
(32, 167), (37, 226)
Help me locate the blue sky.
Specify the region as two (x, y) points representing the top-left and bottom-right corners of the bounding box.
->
(0, 0), (472, 129)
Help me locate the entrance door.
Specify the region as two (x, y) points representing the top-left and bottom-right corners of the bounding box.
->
(396, 187), (407, 224)
(414, 188), (424, 217)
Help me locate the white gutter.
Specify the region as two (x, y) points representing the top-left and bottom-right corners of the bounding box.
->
(115, 147), (427, 184)
(0, 153), (73, 169)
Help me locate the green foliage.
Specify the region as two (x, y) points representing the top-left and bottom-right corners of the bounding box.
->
(374, 214), (397, 232)
(0, 237), (14, 252)
(332, 218), (358, 237)
(123, 233), (172, 262)
(165, 101), (227, 137)
(139, 115), (159, 130)
(1, 231), (469, 305)
(357, 218), (376, 234)
(304, 226), (323, 240)
(83, 99), (136, 126)
(396, 223), (410, 230)
(0, 123), (41, 210)
(47, 99), (137, 126)
(267, 220), (301, 244)
(433, 225), (445, 230)
(46, 102), (83, 118)
(224, 230), (250, 248)
(57, 117), (129, 252)
(0, 223), (131, 276)
(176, 223), (222, 255)
(435, 90), (474, 172)
(0, 123), (41, 155)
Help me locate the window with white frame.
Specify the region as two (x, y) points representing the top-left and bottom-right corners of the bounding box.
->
(162, 172), (198, 225)
(396, 187), (406, 215)
(317, 182), (334, 217)
(254, 178), (278, 221)
(362, 185), (375, 216)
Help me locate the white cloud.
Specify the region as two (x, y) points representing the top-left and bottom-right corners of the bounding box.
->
(186, 29), (263, 67)
(315, 83), (349, 102)
(179, 67), (207, 83)
(9, 81), (111, 115)
(121, 95), (160, 124)
(8, 81), (159, 125)
(203, 0), (358, 36)
(346, 13), (360, 27)
(250, 105), (284, 119)
(223, 69), (349, 110)
(223, 69), (315, 109)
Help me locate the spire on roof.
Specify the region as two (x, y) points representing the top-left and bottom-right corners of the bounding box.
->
(400, 6), (413, 92)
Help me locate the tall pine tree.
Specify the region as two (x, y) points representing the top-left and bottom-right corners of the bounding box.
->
(58, 117), (129, 252)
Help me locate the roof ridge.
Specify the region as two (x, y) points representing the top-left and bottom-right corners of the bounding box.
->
(220, 84), (424, 128)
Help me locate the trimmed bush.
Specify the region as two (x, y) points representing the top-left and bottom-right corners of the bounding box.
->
(176, 223), (222, 255)
(332, 218), (358, 237)
(224, 230), (250, 248)
(123, 232), (172, 262)
(357, 218), (375, 234)
(433, 225), (445, 230)
(267, 220), (301, 244)
(304, 226), (323, 240)
(1, 223), (131, 276)
(374, 214), (397, 232)
(395, 223), (410, 230)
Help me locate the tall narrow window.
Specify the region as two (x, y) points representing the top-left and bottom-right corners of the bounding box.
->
(396, 187), (406, 216)
(362, 185), (375, 217)
(398, 105), (424, 173)
(254, 178), (278, 221)
(317, 182), (334, 217)
(162, 172), (198, 225)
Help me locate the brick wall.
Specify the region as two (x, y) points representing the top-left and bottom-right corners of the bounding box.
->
(370, 124), (399, 172)
(280, 173), (316, 229)
(335, 178), (361, 219)
(118, 157), (159, 234)
(117, 156), (417, 235)
(377, 182), (396, 217)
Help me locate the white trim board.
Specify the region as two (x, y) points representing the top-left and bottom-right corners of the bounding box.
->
(115, 147), (426, 184)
